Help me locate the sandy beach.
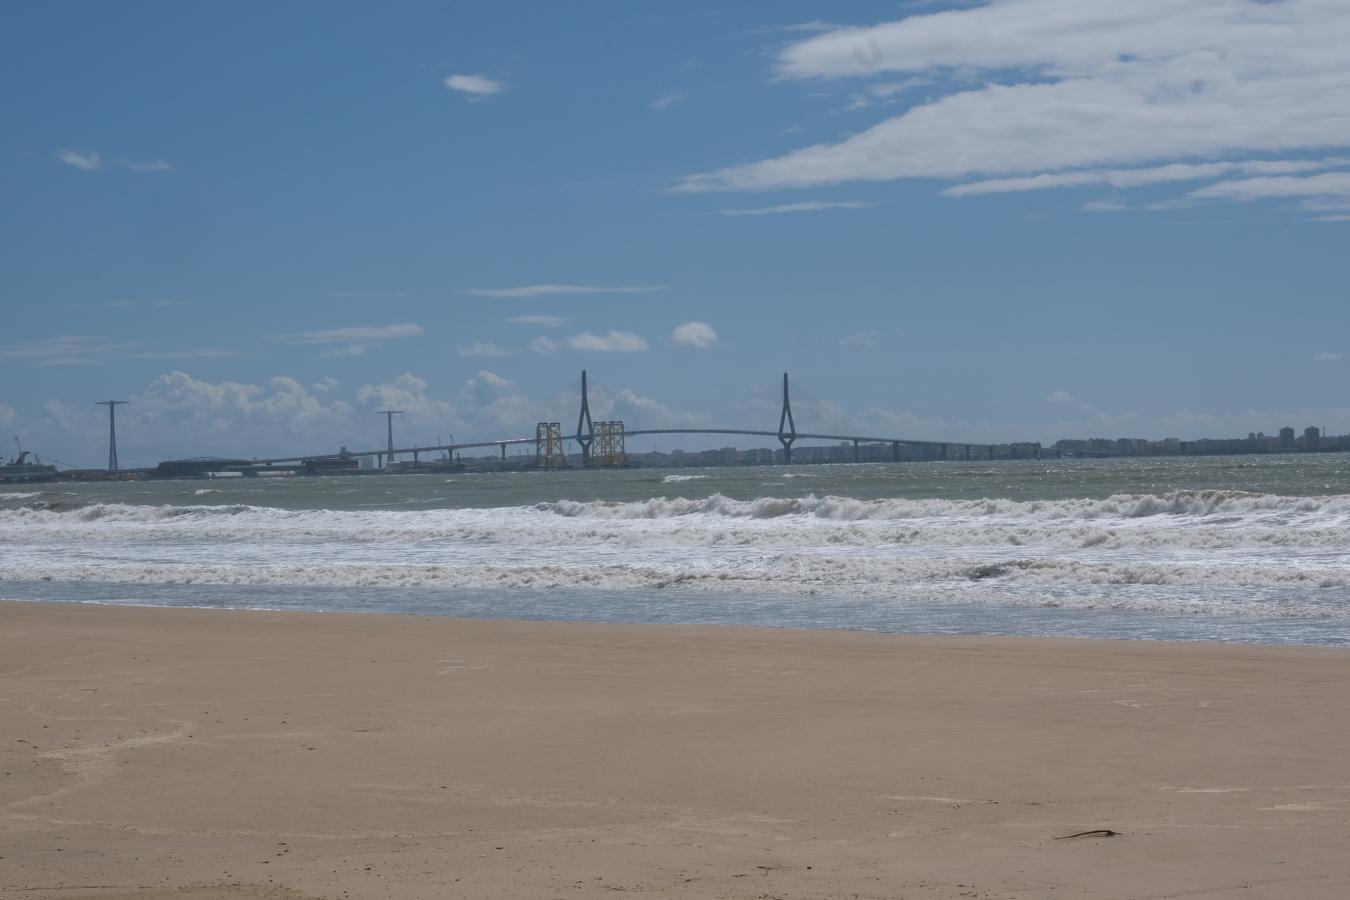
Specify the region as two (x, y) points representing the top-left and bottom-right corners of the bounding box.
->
(2, 601), (1347, 899)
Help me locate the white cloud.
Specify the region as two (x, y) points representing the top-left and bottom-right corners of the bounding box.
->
(283, 323), (425, 344)
(464, 284), (668, 299)
(108, 298), (192, 310)
(771, 21), (839, 34)
(116, 371), (357, 458)
(947, 158), (1349, 197)
(444, 73), (505, 97)
(1, 335), (138, 365)
(507, 314), (567, 327)
(55, 150), (172, 173)
(0, 403), (15, 425)
(671, 321), (719, 349)
(839, 329), (884, 349)
(848, 405), (968, 440)
(650, 90), (687, 110)
(461, 370), (515, 405)
(1188, 172), (1350, 212)
(1315, 352), (1343, 362)
(1044, 389), (1097, 412)
(1080, 199), (1129, 213)
(122, 159), (173, 173)
(57, 150), (102, 171)
(457, 341), (510, 358)
(458, 371), (538, 433)
(21, 370), (715, 465)
(566, 331), (649, 352)
(0, 335), (230, 367)
(356, 373), (454, 422)
(678, 1), (1350, 210)
(841, 78), (930, 112)
(319, 344), (368, 359)
(530, 336), (559, 355)
(582, 385), (706, 429)
(717, 200), (879, 216)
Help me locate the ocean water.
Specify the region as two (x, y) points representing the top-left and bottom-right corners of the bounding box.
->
(2, 454), (1348, 646)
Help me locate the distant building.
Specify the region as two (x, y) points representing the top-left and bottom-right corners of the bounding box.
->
(1279, 426), (1296, 450)
(1304, 426), (1321, 451)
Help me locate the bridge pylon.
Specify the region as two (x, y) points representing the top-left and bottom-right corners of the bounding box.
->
(95, 400), (128, 472)
(575, 370), (595, 467)
(777, 372), (797, 464)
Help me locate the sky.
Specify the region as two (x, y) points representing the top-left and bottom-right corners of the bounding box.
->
(4, 0), (1350, 467)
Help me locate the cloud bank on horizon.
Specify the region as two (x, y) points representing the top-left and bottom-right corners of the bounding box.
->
(680, 0), (1350, 218)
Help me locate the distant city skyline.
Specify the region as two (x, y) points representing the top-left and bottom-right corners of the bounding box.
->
(5, 1), (1350, 467)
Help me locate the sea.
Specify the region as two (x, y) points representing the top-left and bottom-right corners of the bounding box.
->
(3, 454), (1349, 646)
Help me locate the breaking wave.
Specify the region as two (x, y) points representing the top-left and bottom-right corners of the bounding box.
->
(537, 490), (1350, 522)
(2, 491), (1349, 623)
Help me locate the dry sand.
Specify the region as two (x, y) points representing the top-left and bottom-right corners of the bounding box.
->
(1, 601), (1347, 899)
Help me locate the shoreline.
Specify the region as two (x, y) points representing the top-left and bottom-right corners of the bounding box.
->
(3, 590), (1347, 649)
(3, 600), (1349, 899)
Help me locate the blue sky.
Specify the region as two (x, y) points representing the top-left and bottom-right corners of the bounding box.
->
(4, 1), (1350, 466)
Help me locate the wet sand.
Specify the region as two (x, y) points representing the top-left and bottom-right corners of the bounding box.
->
(2, 600), (1347, 899)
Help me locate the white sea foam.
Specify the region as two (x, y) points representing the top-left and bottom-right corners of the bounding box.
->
(2, 492), (1348, 622)
(661, 474), (708, 483)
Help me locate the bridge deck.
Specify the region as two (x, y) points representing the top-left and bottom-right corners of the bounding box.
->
(243, 427), (975, 466)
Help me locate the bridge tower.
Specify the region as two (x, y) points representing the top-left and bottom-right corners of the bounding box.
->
(777, 372), (797, 464)
(575, 370), (595, 466)
(594, 421), (628, 467)
(535, 422), (567, 469)
(376, 410), (403, 467)
(95, 400), (128, 472)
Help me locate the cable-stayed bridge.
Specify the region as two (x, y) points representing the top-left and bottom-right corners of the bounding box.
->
(241, 371), (1053, 471)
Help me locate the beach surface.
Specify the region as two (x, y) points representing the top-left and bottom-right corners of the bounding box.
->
(2, 601), (1347, 899)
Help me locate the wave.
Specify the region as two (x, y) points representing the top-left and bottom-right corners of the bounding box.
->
(536, 490), (1350, 523)
(3, 491), (1349, 623)
(6, 491), (1350, 540)
(0, 554), (1345, 617)
(6, 488), (1347, 517)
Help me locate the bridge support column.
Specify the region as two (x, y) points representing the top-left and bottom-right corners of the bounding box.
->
(413, 450), (419, 463)
(501, 444), (507, 460)
(377, 453), (384, 468)
(853, 439), (859, 463)
(891, 441), (900, 462)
